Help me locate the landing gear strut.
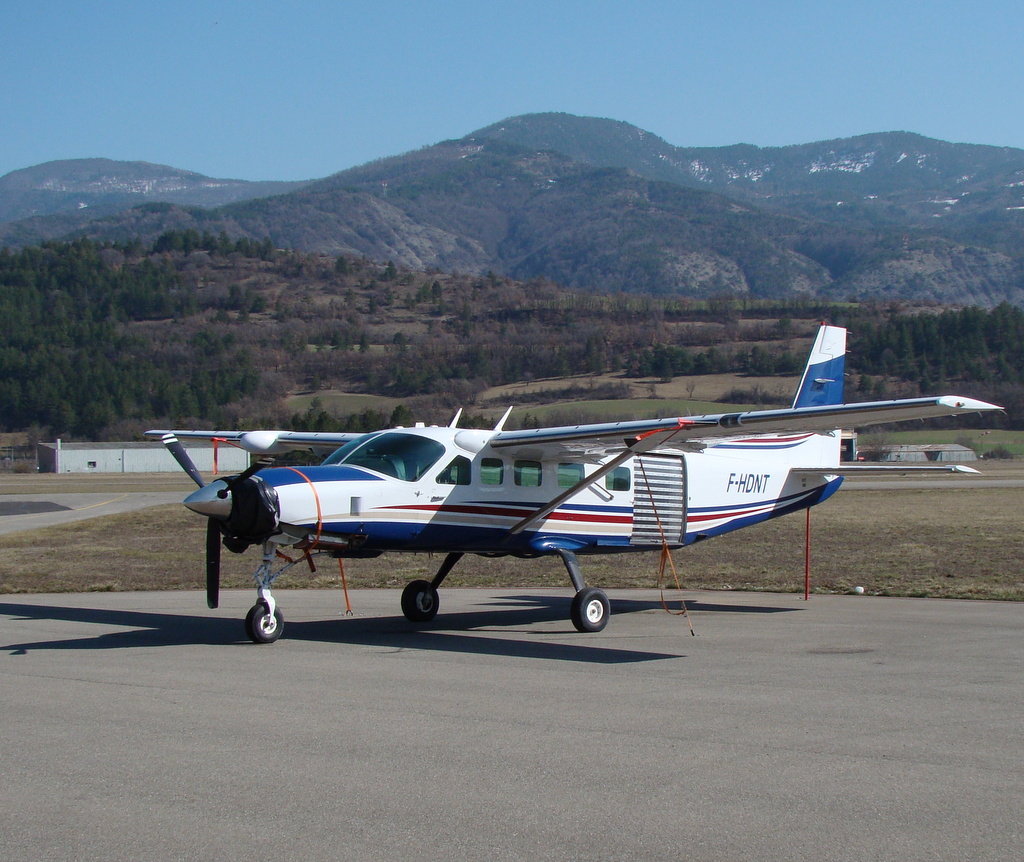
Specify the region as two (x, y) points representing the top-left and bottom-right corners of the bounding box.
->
(557, 548), (610, 632)
(244, 542), (286, 644)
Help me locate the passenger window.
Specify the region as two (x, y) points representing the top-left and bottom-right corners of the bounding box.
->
(514, 460), (542, 487)
(437, 456), (471, 485)
(557, 462), (585, 488)
(480, 457), (504, 485)
(606, 466), (631, 492)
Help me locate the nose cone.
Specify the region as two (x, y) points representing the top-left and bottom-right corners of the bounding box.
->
(184, 481), (232, 518)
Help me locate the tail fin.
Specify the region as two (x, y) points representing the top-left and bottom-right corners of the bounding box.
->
(792, 324), (846, 409)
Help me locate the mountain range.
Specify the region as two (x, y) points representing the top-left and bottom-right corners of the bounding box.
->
(476, 114), (1024, 232)
(2, 114), (1023, 306)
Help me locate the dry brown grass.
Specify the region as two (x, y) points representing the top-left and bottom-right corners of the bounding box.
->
(1, 482), (1022, 600)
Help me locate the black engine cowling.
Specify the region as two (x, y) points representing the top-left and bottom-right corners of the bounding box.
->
(222, 476), (280, 552)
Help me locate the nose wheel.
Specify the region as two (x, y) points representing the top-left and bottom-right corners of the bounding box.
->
(245, 601), (284, 644)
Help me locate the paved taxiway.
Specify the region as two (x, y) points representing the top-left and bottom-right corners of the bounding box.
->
(0, 472), (194, 536)
(0, 492), (185, 535)
(1, 588), (1021, 861)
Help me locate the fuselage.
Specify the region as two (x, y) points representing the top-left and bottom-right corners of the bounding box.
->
(188, 425), (843, 557)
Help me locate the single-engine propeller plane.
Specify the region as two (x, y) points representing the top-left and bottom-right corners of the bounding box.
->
(148, 325), (1002, 643)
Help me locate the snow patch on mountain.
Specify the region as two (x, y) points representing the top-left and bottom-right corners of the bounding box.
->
(808, 151), (876, 174)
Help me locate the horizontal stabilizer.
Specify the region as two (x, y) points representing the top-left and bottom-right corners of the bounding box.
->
(792, 463), (982, 477)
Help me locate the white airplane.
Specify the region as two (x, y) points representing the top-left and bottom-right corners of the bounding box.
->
(148, 325), (1001, 643)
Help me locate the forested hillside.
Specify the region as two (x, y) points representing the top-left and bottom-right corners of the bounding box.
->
(0, 234), (1019, 440)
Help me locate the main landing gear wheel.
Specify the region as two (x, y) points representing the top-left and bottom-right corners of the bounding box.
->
(245, 601), (284, 644)
(401, 579), (440, 622)
(570, 587), (610, 633)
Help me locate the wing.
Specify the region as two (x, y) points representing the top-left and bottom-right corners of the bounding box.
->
(145, 429), (364, 455)
(489, 395), (1002, 456)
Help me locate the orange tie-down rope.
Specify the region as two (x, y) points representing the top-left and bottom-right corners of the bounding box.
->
(277, 467), (353, 614)
(636, 457), (695, 635)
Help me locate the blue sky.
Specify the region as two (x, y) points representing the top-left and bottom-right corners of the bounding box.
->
(2, 0), (1023, 181)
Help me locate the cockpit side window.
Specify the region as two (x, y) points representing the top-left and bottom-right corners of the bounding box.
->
(436, 456), (471, 485)
(332, 432), (445, 481)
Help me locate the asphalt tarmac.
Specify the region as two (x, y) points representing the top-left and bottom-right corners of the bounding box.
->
(1, 588), (1020, 861)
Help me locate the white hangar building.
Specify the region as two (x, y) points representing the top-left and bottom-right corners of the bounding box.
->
(37, 440), (250, 474)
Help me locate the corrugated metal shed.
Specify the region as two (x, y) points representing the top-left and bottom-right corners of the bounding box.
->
(37, 440), (250, 474)
(876, 444), (978, 463)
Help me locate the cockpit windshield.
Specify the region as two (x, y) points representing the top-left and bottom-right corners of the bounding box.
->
(321, 433), (375, 467)
(321, 431), (446, 481)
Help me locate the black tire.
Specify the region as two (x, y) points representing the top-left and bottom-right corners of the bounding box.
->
(245, 601), (284, 644)
(570, 587), (610, 633)
(401, 579), (439, 622)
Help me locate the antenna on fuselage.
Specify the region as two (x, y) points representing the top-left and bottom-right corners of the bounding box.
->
(448, 408), (463, 428)
(493, 406), (513, 431)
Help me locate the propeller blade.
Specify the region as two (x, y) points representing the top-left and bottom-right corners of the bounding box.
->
(206, 519), (221, 609)
(216, 457), (274, 499)
(160, 433), (206, 488)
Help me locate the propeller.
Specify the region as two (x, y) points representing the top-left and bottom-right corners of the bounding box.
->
(205, 458), (273, 608)
(158, 433), (225, 608)
(160, 433), (206, 488)
(157, 434), (275, 610)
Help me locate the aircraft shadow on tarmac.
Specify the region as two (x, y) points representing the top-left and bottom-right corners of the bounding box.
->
(0, 595), (796, 663)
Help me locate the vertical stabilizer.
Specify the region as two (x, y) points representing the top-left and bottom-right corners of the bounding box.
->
(792, 325), (846, 408)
